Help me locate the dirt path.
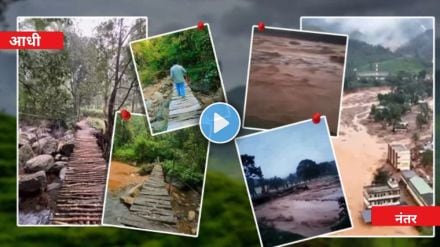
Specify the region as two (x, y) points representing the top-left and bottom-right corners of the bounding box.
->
(332, 88), (419, 236)
(167, 82), (202, 131)
(51, 120), (107, 225)
(107, 161), (147, 193)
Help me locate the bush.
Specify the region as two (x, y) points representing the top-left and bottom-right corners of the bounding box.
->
(138, 163), (154, 176)
(162, 160), (203, 187)
(81, 108), (105, 118)
(113, 147), (136, 163)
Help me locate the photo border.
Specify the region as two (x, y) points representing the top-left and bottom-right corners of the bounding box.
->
(16, 16), (149, 227)
(300, 15), (436, 239)
(241, 25), (348, 137)
(129, 24), (228, 137)
(235, 116), (354, 247)
(101, 112), (210, 238)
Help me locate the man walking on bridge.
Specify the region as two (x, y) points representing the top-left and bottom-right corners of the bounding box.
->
(170, 63), (189, 97)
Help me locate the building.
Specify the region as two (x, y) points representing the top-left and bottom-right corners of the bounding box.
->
(363, 178), (401, 209)
(356, 63), (389, 81)
(362, 178), (401, 224)
(401, 170), (433, 206)
(387, 144), (411, 170)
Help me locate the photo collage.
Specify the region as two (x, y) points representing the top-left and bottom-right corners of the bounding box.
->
(17, 15), (434, 247)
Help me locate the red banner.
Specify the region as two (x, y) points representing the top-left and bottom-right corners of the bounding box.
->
(0, 31), (64, 50)
(372, 206), (440, 226)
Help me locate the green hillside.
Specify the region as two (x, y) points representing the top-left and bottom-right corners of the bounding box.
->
(357, 57), (425, 75)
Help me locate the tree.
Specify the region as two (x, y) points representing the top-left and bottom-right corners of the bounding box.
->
(296, 159), (319, 180)
(373, 169), (390, 185)
(421, 150), (433, 167)
(95, 18), (146, 160)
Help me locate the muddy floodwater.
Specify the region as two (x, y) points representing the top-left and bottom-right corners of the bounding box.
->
(245, 32), (346, 135)
(255, 176), (345, 238)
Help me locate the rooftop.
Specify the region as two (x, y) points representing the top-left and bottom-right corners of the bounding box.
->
(390, 144), (408, 152)
(409, 176), (433, 195)
(401, 170), (417, 179)
(364, 185), (400, 194)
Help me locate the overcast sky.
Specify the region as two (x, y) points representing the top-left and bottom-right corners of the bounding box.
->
(1, 0), (440, 115)
(301, 17), (433, 51)
(236, 119), (335, 178)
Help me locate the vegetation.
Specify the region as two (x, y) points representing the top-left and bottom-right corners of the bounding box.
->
(369, 71), (432, 126)
(18, 18), (146, 160)
(131, 28), (221, 94)
(112, 114), (207, 187)
(296, 159), (338, 181)
(372, 169), (391, 185)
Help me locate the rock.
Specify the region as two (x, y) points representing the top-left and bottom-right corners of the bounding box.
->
(60, 156), (69, 161)
(48, 161), (67, 173)
(19, 143), (34, 167)
(26, 133), (37, 144)
(59, 167), (67, 180)
(127, 183), (143, 197)
(54, 153), (62, 161)
(47, 182), (61, 191)
(58, 140), (75, 157)
(138, 164), (154, 176)
(188, 210), (196, 221)
(19, 133), (29, 148)
(152, 92), (164, 103)
(19, 171), (46, 194)
(24, 154), (54, 173)
(191, 228), (197, 235)
(32, 137), (58, 155)
(120, 195), (135, 206)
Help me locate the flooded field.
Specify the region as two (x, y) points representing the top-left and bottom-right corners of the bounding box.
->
(255, 176), (345, 238)
(332, 87), (420, 236)
(245, 31), (346, 134)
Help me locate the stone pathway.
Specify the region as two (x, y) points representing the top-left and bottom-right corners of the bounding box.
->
(167, 82), (202, 131)
(119, 165), (177, 232)
(51, 120), (107, 225)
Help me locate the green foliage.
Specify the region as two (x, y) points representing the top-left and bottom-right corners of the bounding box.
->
(373, 169), (391, 185)
(81, 108), (105, 118)
(421, 150), (433, 167)
(138, 163), (155, 176)
(112, 114), (207, 187)
(131, 28), (221, 94)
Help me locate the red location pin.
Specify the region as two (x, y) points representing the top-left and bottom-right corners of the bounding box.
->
(120, 109), (131, 121)
(312, 112), (321, 124)
(257, 22), (265, 31)
(197, 21), (205, 30)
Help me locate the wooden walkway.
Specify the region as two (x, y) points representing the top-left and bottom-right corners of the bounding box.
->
(51, 120), (107, 225)
(167, 82), (202, 131)
(119, 165), (177, 232)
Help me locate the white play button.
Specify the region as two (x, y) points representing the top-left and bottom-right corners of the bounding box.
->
(213, 112), (229, 133)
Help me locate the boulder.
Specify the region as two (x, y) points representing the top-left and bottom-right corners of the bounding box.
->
(32, 137), (58, 155)
(54, 153), (62, 161)
(58, 140), (75, 157)
(19, 133), (29, 148)
(24, 154), (54, 173)
(26, 133), (37, 144)
(188, 210), (196, 221)
(59, 167), (67, 180)
(60, 156), (69, 161)
(19, 171), (46, 194)
(48, 161), (67, 173)
(120, 195), (135, 206)
(47, 182), (61, 191)
(19, 143), (34, 167)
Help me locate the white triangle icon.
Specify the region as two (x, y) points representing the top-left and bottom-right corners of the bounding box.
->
(213, 112), (229, 134)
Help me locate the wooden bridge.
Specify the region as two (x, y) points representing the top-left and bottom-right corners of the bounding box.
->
(167, 82), (202, 131)
(119, 165), (177, 232)
(51, 120), (107, 225)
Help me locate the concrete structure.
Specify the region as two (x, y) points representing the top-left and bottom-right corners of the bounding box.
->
(363, 178), (401, 209)
(387, 144), (411, 170)
(356, 63), (389, 81)
(401, 170), (433, 206)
